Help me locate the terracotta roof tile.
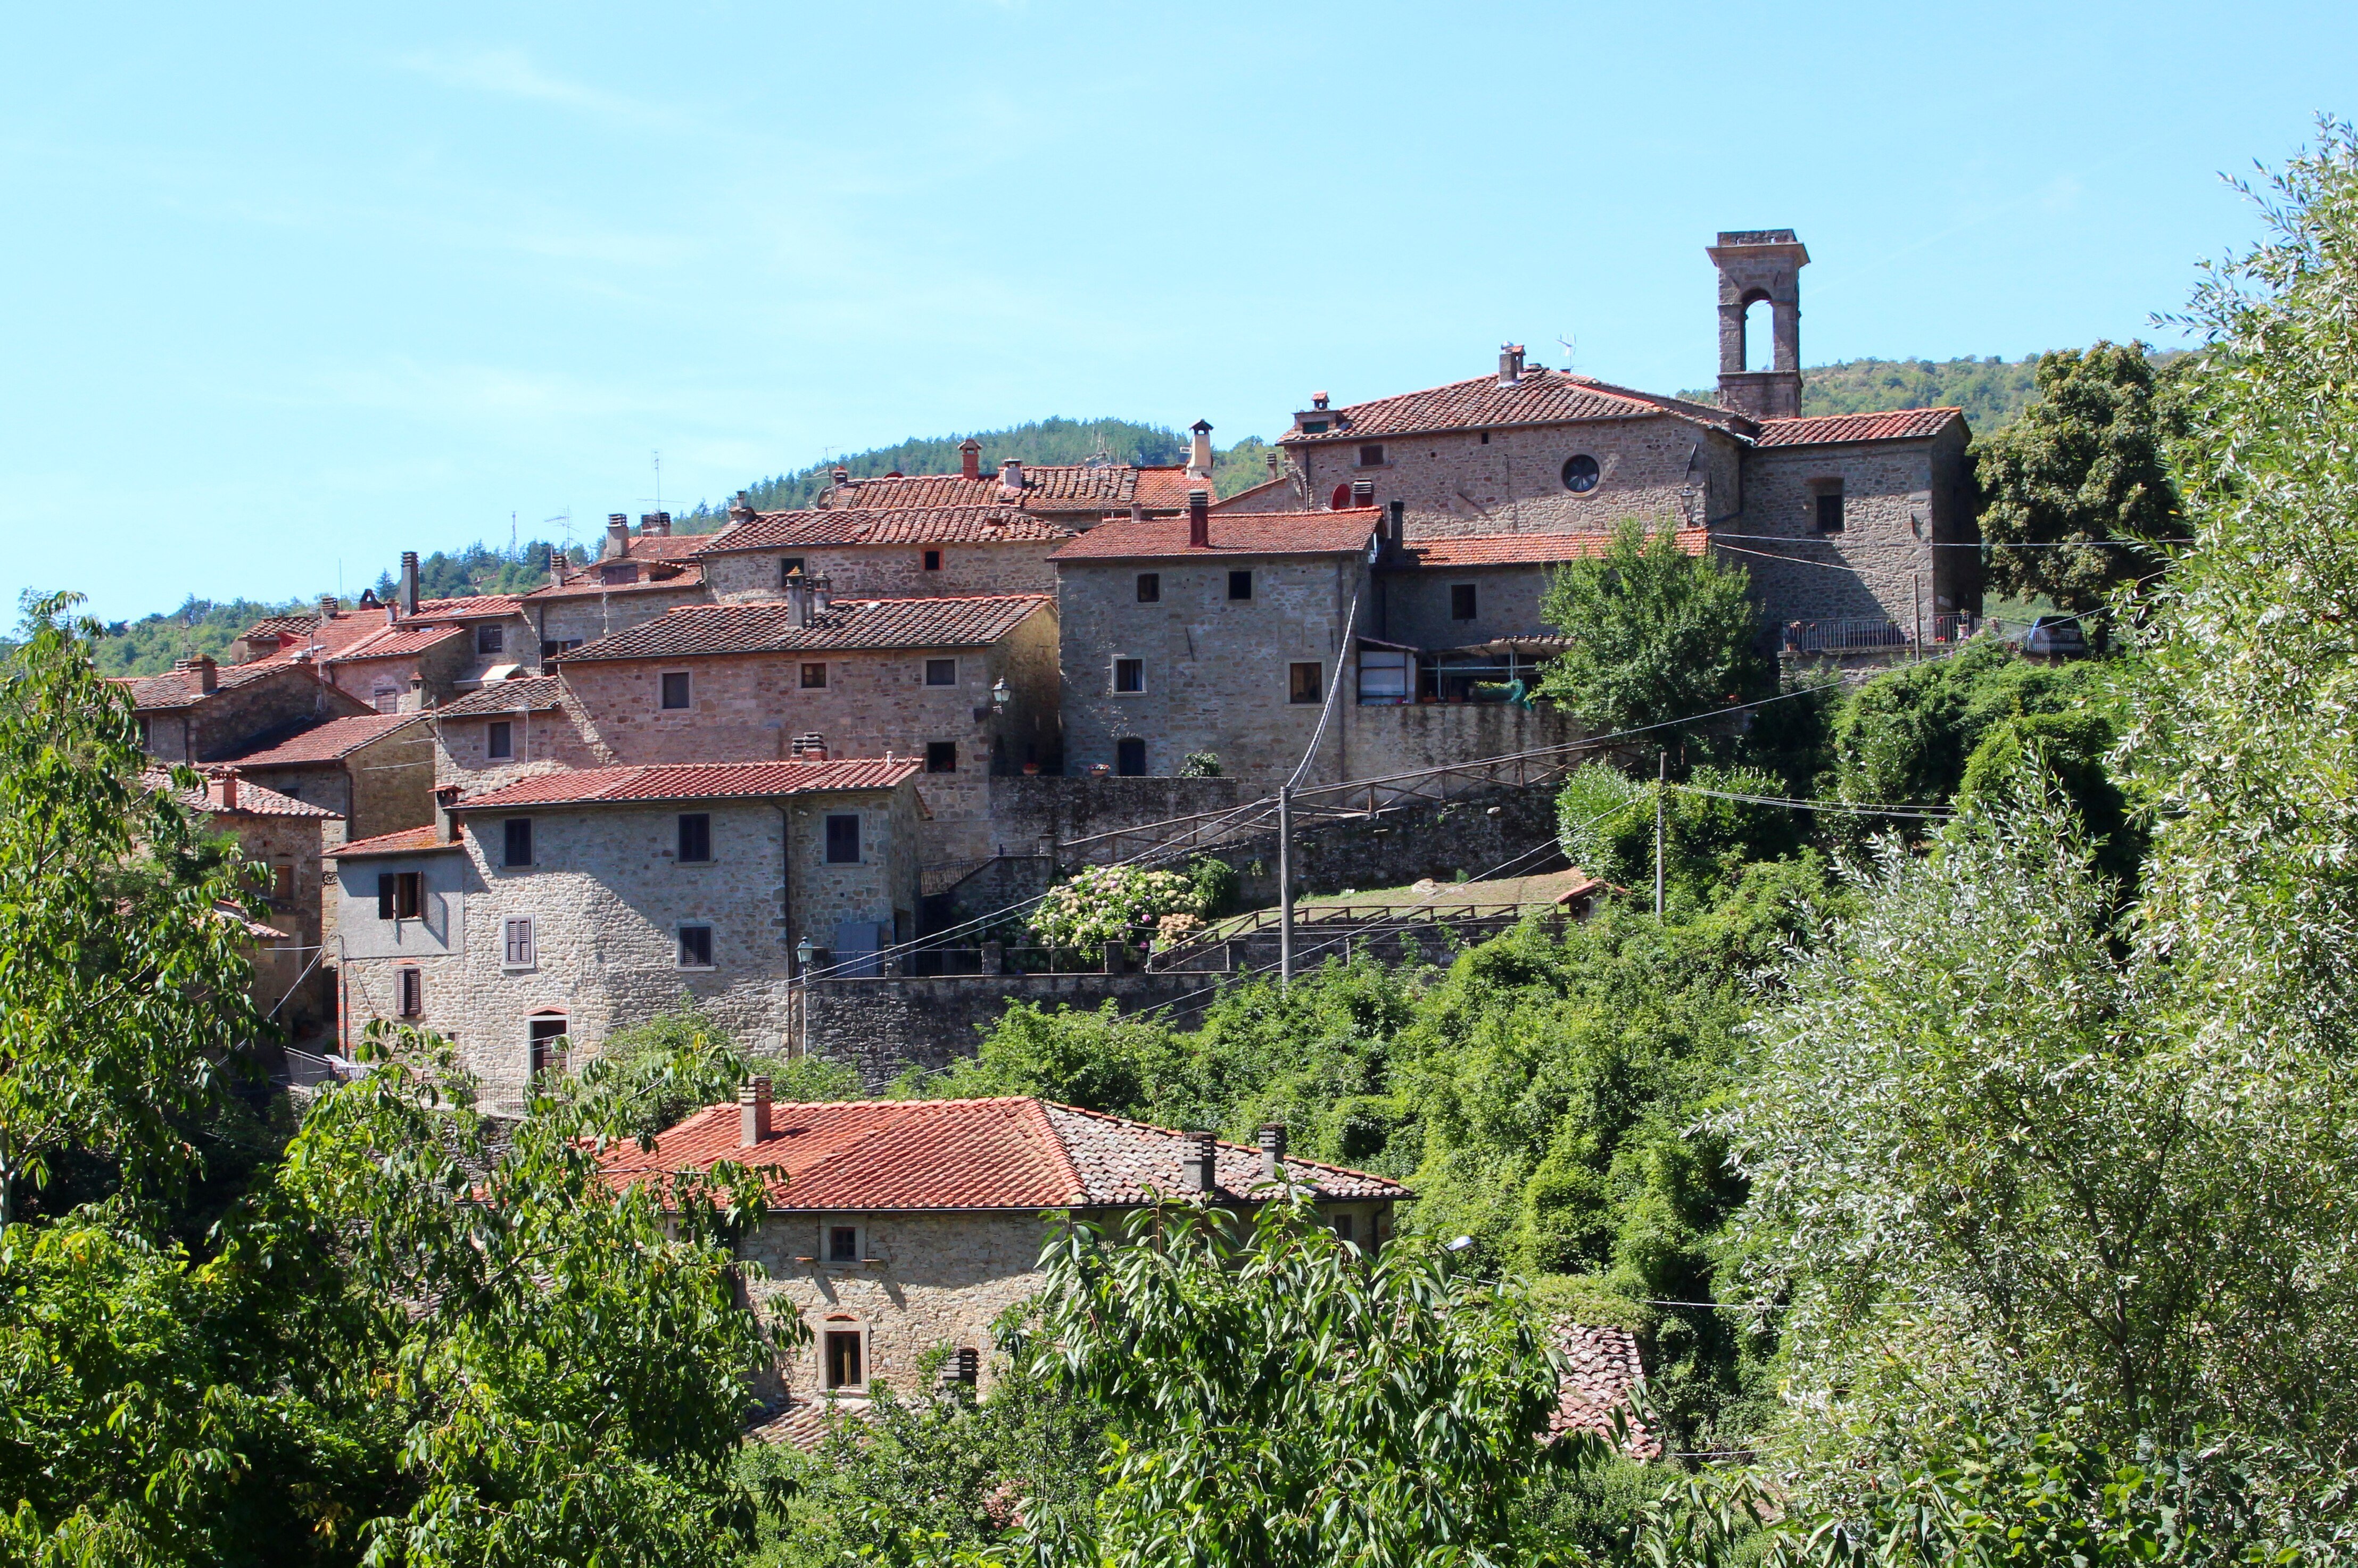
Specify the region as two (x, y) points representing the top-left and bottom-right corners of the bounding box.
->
(1395, 528), (1708, 568)
(435, 676), (566, 717)
(595, 1096), (1411, 1211)
(142, 769), (343, 819)
(1750, 407), (1964, 446)
(1549, 1323), (1660, 1459)
(406, 594), (526, 620)
(1050, 509), (1381, 563)
(523, 563), (707, 602)
(209, 713), (426, 767)
(456, 759), (921, 810)
(235, 610), (394, 659)
(329, 624), (467, 662)
(1286, 370), (1748, 445)
(557, 595), (1050, 662)
(697, 506), (1072, 556)
(111, 658), (328, 712)
(327, 824), (465, 858)
(620, 533), (710, 563)
(821, 466), (1189, 516)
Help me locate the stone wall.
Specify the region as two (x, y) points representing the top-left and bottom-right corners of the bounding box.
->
(143, 666), (369, 766)
(1370, 562), (1558, 650)
(209, 805), (343, 1038)
(1731, 432), (1963, 625)
(431, 695), (616, 791)
(986, 774), (1242, 854)
(1213, 774), (1572, 907)
(532, 583), (710, 652)
(804, 969), (1231, 1083)
(704, 542), (1062, 602)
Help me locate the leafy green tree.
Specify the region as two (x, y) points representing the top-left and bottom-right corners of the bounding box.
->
(1557, 761), (1802, 902)
(1021, 1199), (1588, 1568)
(1974, 341), (2186, 618)
(1537, 520), (1773, 745)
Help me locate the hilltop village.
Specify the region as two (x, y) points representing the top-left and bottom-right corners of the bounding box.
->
(117, 230), (1980, 1103)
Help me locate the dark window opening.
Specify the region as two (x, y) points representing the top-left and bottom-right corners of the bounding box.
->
(659, 671), (691, 710)
(924, 658), (957, 686)
(476, 624), (504, 655)
(1334, 1213), (1355, 1244)
(1816, 490), (1846, 532)
(1450, 583), (1478, 620)
(378, 871), (424, 920)
(777, 558), (806, 586)
(1561, 454), (1601, 493)
(1289, 662), (1323, 704)
(1358, 444), (1385, 467)
(677, 812), (711, 863)
(925, 741), (957, 774)
(1479, 430), (1490, 445)
(824, 1330), (863, 1389)
(271, 862), (295, 900)
(396, 967), (423, 1017)
(1113, 657), (1144, 693)
(955, 1347), (979, 1386)
(825, 814), (861, 864)
(528, 1016), (566, 1077)
(1227, 570), (1253, 601)
(800, 661), (826, 689)
(502, 818), (532, 868)
(486, 720), (513, 760)
(601, 562), (638, 585)
(1135, 573), (1160, 603)
(1115, 737), (1147, 776)
(541, 638), (583, 660)
(678, 925), (714, 968)
(922, 549), (942, 571)
(829, 1225), (860, 1263)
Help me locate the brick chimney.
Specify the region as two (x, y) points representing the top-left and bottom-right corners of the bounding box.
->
(182, 655), (218, 695)
(400, 551), (421, 617)
(1258, 1123), (1286, 1185)
(1498, 343), (1525, 387)
(1388, 499), (1406, 553)
(604, 513), (630, 560)
(1265, 451), (1281, 482)
(788, 574), (812, 628)
(435, 784), (463, 843)
(727, 491), (754, 525)
(640, 512), (671, 538)
(960, 438), (982, 482)
(211, 768), (240, 812)
(831, 466), (850, 488)
(547, 545), (566, 586)
(999, 459), (1024, 495)
(317, 594), (338, 621)
(739, 1076), (773, 1146)
(1185, 1129), (1218, 1194)
(810, 575), (833, 617)
(790, 733), (829, 760)
(1187, 418), (1214, 478)
(1187, 490), (1210, 549)
(1351, 479), (1374, 508)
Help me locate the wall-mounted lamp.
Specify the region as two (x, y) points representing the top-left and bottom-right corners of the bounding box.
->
(796, 937), (815, 972)
(989, 678), (1011, 714)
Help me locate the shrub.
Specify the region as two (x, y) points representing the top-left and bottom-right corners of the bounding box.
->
(1028, 864), (1209, 951)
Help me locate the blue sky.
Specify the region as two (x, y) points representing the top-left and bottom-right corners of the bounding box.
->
(4, 1), (2350, 622)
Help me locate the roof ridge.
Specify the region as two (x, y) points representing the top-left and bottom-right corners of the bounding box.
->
(1043, 1100), (1408, 1187)
(1022, 1099), (1090, 1205)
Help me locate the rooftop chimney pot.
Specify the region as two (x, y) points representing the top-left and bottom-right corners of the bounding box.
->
(1185, 1129), (1218, 1194)
(1351, 479), (1374, 507)
(400, 551), (421, 617)
(1499, 343), (1526, 387)
(434, 784), (463, 843)
(1187, 418), (1214, 478)
(212, 768), (240, 812)
(728, 492), (754, 524)
(999, 459), (1024, 493)
(189, 654), (218, 694)
(1258, 1123), (1286, 1185)
(959, 438), (982, 482)
(604, 514), (631, 561)
(1312, 391), (1330, 411)
(1187, 490), (1210, 549)
(318, 594), (339, 621)
(739, 1077), (773, 1146)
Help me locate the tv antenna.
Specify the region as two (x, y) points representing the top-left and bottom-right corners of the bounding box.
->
(1555, 333), (1578, 370)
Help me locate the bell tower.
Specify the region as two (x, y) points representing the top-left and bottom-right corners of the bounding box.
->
(1708, 229), (1809, 420)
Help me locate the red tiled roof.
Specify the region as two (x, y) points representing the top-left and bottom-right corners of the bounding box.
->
(329, 624), (466, 663)
(1395, 528), (1708, 568)
(406, 594), (526, 621)
(142, 769), (343, 819)
(1549, 1323), (1660, 1459)
(524, 563), (706, 601)
(436, 676), (566, 717)
(456, 759), (921, 810)
(210, 713), (425, 767)
(595, 1096), (1411, 1210)
(327, 824), (465, 859)
(1049, 509), (1381, 562)
(697, 506), (1072, 556)
(1750, 407), (1964, 446)
(558, 594), (1050, 662)
(620, 532), (710, 563)
(111, 658), (329, 712)
(235, 609), (394, 659)
(1285, 370), (1748, 446)
(822, 465), (1190, 515)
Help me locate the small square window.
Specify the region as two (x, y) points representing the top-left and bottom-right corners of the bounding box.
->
(1450, 583), (1478, 621)
(502, 818), (532, 868)
(828, 1224), (861, 1263)
(924, 658), (957, 686)
(678, 925), (714, 968)
(825, 814), (861, 864)
(1815, 491), (1846, 532)
(659, 671), (692, 710)
(271, 862), (294, 900)
(925, 741), (958, 774)
(777, 557), (806, 586)
(378, 870), (424, 920)
(1333, 1212), (1355, 1244)
(486, 720), (513, 760)
(1136, 573), (1160, 603)
(1289, 662), (1322, 704)
(1358, 444), (1385, 468)
(397, 967), (423, 1018)
(800, 662), (827, 689)
(922, 549), (942, 571)
(601, 562), (638, 585)
(824, 1329), (864, 1389)
(476, 624), (504, 655)
(504, 916), (535, 967)
(1113, 658), (1145, 694)
(677, 812), (711, 863)
(1227, 570), (1253, 601)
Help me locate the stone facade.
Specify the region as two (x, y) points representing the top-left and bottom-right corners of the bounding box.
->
(1370, 562), (1558, 652)
(805, 968), (1233, 1083)
(527, 578), (711, 657)
(228, 724), (438, 842)
(1732, 423), (1976, 624)
(703, 541), (1063, 602)
(125, 660), (373, 766)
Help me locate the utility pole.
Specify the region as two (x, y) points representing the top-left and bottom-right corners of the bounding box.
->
(1277, 784), (1295, 989)
(1654, 751), (1667, 920)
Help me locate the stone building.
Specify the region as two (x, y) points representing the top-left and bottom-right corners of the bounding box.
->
(208, 712), (436, 841)
(524, 514), (709, 658)
(427, 676), (610, 792)
(117, 654), (373, 765)
(593, 1090), (1408, 1405)
(549, 594), (1061, 866)
(326, 759), (923, 1104)
(693, 504), (1074, 601)
(810, 438), (1200, 526)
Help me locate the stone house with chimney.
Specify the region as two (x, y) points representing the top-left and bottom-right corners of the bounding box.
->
(593, 1091), (1408, 1406)
(524, 513), (709, 658)
(693, 504), (1074, 601)
(427, 676), (612, 793)
(117, 654), (374, 766)
(547, 594), (1061, 866)
(206, 712), (436, 841)
(808, 434), (1205, 527)
(327, 759), (923, 1105)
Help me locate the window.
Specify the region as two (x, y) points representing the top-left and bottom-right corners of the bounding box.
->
(1113, 657), (1145, 693)
(955, 1347), (979, 1387)
(371, 681), (399, 715)
(1333, 1212), (1355, 1244)
(1289, 662), (1323, 704)
(824, 1328), (864, 1389)
(677, 812), (711, 863)
(1561, 454), (1601, 493)
(1815, 486), (1846, 532)
(378, 872), (423, 920)
(541, 638), (583, 659)
(271, 861), (295, 900)
(504, 917), (535, 967)
(1358, 443), (1385, 468)
(601, 562), (638, 585)
(800, 662), (827, 689)
(528, 1016), (567, 1077)
(1227, 569), (1253, 601)
(677, 924), (714, 968)
(925, 741), (957, 774)
(777, 558), (806, 586)
(502, 818), (532, 868)
(659, 671), (692, 710)
(825, 814), (861, 864)
(1450, 583), (1478, 621)
(828, 1224), (861, 1263)
(476, 624), (504, 655)
(922, 549), (942, 572)
(1358, 649), (1409, 705)
(1116, 737), (1147, 776)
(1135, 572), (1160, 603)
(486, 720), (513, 760)
(396, 967), (423, 1017)
(924, 658), (957, 687)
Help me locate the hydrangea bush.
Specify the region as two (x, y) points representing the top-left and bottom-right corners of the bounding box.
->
(1029, 865), (1210, 951)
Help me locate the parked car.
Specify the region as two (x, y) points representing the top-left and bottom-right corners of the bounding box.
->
(2019, 616), (2089, 658)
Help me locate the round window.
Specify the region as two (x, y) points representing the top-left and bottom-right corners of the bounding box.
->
(1561, 454), (1601, 493)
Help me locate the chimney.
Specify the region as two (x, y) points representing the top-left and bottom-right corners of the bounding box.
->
(400, 551), (420, 617)
(547, 545), (566, 585)
(1258, 1123), (1286, 1185)
(1499, 343), (1525, 387)
(960, 438), (982, 482)
(1351, 479), (1374, 508)
(187, 654), (218, 694)
(788, 574), (812, 628)
(739, 1077), (773, 1146)
(212, 768), (240, 812)
(1187, 418), (1214, 478)
(1265, 452), (1281, 482)
(1311, 391), (1330, 411)
(1387, 499), (1405, 552)
(1187, 490), (1210, 549)
(1185, 1129), (1218, 1194)
(791, 733), (829, 760)
(318, 594), (339, 621)
(727, 491), (754, 525)
(810, 575), (833, 616)
(999, 459), (1024, 494)
(604, 513), (630, 560)
(435, 784), (463, 843)
(832, 466), (850, 487)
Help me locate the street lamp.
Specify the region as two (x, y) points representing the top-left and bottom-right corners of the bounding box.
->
(989, 677), (1011, 714)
